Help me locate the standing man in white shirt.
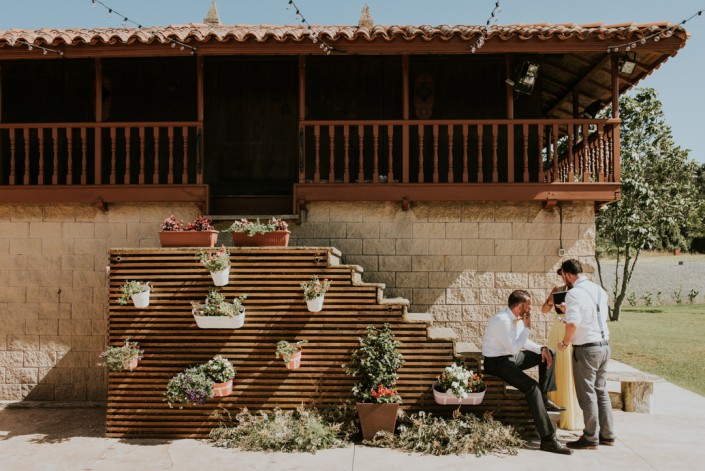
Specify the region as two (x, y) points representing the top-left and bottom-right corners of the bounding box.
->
(482, 289), (572, 455)
(557, 259), (616, 450)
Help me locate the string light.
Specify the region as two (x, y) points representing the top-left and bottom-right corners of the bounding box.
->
(470, 1), (501, 53)
(89, 0), (197, 55)
(607, 9), (703, 52)
(285, 0), (337, 55)
(15, 39), (64, 57)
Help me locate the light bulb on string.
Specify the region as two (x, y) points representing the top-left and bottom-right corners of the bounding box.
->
(171, 42), (176, 47)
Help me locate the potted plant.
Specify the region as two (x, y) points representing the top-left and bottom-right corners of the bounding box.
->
(117, 280), (151, 308)
(164, 366), (214, 408)
(343, 324), (405, 440)
(202, 355), (237, 397)
(432, 363), (487, 405)
(199, 245), (231, 286)
(224, 218), (290, 247)
(98, 339), (143, 372)
(275, 340), (308, 370)
(190, 289), (247, 329)
(300, 275), (331, 312)
(159, 214), (218, 248)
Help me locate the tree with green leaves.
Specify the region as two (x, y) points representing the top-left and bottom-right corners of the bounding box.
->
(596, 88), (704, 321)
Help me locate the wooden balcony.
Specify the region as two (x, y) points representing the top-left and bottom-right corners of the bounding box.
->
(296, 118), (621, 206)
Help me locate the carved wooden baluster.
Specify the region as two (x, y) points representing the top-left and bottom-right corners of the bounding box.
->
(597, 123), (605, 182)
(567, 126), (574, 182)
(153, 126), (160, 184)
(343, 126), (350, 183)
(167, 127), (174, 184)
(80, 128), (87, 184)
(447, 125), (454, 183)
(582, 124), (589, 182)
(418, 125), (425, 183)
(314, 125), (321, 183)
(432, 124), (439, 183)
(139, 127), (146, 184)
(477, 125), (484, 183)
(66, 128), (74, 184)
(522, 124), (529, 183)
(328, 125), (335, 183)
(552, 124), (559, 182)
(358, 125), (365, 183)
(462, 124), (469, 183)
(387, 125), (394, 183)
(181, 126), (189, 183)
(51, 128), (59, 184)
(492, 123), (499, 183)
(537, 124), (544, 183)
(372, 125), (379, 183)
(38, 129), (46, 185)
(124, 128), (132, 184)
(110, 127), (117, 184)
(23, 129), (30, 185)
(9, 129), (16, 184)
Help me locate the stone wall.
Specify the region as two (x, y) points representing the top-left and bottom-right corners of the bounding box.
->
(0, 202), (201, 401)
(288, 201), (597, 350)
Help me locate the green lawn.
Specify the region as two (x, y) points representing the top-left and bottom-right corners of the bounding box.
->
(609, 304), (705, 397)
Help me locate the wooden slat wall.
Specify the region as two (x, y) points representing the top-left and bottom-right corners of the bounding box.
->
(107, 247), (532, 439)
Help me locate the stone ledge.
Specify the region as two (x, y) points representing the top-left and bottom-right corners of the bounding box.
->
(427, 327), (458, 341)
(404, 312), (433, 323)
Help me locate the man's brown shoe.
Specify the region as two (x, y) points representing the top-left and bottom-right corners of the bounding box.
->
(599, 437), (615, 446)
(567, 436), (598, 450)
(540, 438), (573, 455)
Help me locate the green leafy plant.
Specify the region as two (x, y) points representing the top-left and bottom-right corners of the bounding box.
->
(202, 356), (236, 383)
(656, 290), (663, 305)
(199, 246), (230, 272)
(224, 218), (289, 236)
(627, 292), (638, 306)
(435, 363), (486, 399)
(275, 340), (308, 364)
(672, 287), (683, 305)
(191, 289), (247, 317)
(300, 275), (331, 301)
(370, 411), (524, 456)
(210, 406), (350, 453)
(98, 339), (143, 372)
(688, 289), (700, 304)
(640, 291), (653, 307)
(343, 324), (404, 403)
(117, 280), (150, 305)
(165, 367), (214, 407)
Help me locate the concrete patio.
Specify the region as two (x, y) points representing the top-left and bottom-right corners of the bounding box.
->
(1, 360), (703, 471)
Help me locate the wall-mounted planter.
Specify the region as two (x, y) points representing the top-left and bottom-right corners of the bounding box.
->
(192, 309), (245, 329)
(231, 230), (290, 247)
(212, 379), (233, 397)
(131, 288), (150, 308)
(286, 349), (302, 370)
(432, 380), (486, 405)
(159, 230), (218, 248)
(306, 295), (325, 313)
(210, 267), (230, 287)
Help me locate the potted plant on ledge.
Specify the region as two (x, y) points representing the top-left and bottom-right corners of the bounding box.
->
(98, 339), (144, 372)
(224, 218), (290, 247)
(191, 289), (247, 329)
(117, 280), (151, 308)
(343, 324), (405, 440)
(275, 340), (308, 370)
(159, 215), (218, 248)
(301, 275), (331, 312)
(199, 245), (231, 286)
(432, 363), (487, 405)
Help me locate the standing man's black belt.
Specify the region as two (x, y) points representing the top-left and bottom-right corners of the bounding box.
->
(573, 340), (609, 348)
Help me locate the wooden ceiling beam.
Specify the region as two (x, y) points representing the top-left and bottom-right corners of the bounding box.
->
(546, 54), (612, 117)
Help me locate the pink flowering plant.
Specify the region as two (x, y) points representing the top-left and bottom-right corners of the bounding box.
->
(199, 246), (230, 272)
(224, 218), (289, 236)
(160, 215), (215, 232)
(300, 275), (331, 301)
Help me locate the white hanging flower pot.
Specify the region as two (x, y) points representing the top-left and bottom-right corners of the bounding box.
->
(210, 267), (230, 287)
(192, 308), (246, 329)
(306, 295), (325, 313)
(131, 288), (150, 308)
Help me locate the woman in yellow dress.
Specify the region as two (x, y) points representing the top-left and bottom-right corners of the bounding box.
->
(542, 283), (584, 431)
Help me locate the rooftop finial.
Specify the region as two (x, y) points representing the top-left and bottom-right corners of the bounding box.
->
(358, 4), (373, 28)
(204, 0), (221, 26)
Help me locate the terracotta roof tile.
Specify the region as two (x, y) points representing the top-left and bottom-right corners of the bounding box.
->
(0, 22), (687, 48)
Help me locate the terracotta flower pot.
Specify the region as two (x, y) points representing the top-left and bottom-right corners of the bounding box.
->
(231, 230), (290, 247)
(159, 230), (218, 248)
(212, 378), (233, 397)
(356, 403), (399, 441)
(286, 349), (302, 370)
(124, 353), (140, 371)
(432, 381), (486, 405)
(306, 295), (324, 313)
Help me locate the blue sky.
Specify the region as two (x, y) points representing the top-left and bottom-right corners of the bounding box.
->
(1, 0), (703, 163)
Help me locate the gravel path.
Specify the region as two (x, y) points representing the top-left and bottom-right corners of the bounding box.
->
(599, 253), (705, 306)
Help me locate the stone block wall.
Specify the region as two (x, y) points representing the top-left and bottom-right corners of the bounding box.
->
(289, 201), (597, 350)
(0, 202), (201, 401)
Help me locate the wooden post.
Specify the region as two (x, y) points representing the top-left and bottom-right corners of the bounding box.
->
(506, 55), (514, 182)
(94, 59), (103, 184)
(402, 55), (409, 183)
(196, 55), (204, 184)
(298, 55), (306, 183)
(611, 54), (621, 183)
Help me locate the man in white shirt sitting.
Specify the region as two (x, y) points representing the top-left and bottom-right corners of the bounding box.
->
(482, 289), (572, 455)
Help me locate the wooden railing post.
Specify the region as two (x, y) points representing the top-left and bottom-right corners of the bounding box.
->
(328, 125), (336, 183)
(402, 55), (410, 183)
(447, 125), (454, 183)
(313, 125), (321, 183)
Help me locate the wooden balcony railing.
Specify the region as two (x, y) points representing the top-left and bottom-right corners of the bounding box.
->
(0, 122), (203, 186)
(299, 119), (620, 185)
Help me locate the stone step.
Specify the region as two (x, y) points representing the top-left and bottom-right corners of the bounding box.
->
(427, 327), (458, 341)
(404, 312), (433, 323)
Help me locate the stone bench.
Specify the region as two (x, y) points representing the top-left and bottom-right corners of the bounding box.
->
(607, 371), (663, 413)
